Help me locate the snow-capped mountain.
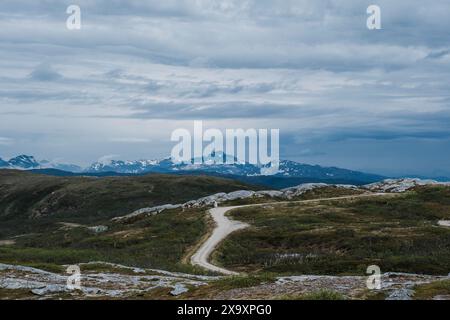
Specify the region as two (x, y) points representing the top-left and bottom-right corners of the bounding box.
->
(38, 160), (83, 173)
(85, 153), (263, 175)
(86, 158), (174, 174)
(6, 155), (40, 169)
(275, 160), (380, 180)
(86, 157), (264, 175)
(0, 157), (9, 168)
(0, 154), (388, 184)
(0, 154), (385, 184)
(84, 156), (385, 182)
(0, 155), (82, 172)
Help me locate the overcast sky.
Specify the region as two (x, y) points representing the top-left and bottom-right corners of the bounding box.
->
(1, 0), (450, 176)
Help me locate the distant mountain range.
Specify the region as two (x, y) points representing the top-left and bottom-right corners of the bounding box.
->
(0, 154), (387, 188)
(8, 153), (447, 187)
(0, 155), (83, 173)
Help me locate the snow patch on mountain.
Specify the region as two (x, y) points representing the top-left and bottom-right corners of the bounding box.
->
(1, 154), (387, 183)
(84, 156), (385, 180)
(86, 158), (173, 174)
(39, 160), (83, 172)
(0, 155), (82, 172)
(7, 155), (40, 169)
(0, 157), (10, 168)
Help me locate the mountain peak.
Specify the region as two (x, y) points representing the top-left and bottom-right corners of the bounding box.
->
(8, 155), (40, 169)
(0, 157), (9, 168)
(1, 154), (387, 185)
(0, 155), (83, 172)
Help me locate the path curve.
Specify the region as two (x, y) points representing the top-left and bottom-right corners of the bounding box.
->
(191, 205), (249, 275)
(191, 192), (391, 275)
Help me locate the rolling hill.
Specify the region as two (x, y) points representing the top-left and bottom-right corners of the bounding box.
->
(0, 170), (259, 238)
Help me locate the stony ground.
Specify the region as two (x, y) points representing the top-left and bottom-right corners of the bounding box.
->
(1, 262), (449, 300)
(213, 273), (450, 300)
(0, 262), (216, 299)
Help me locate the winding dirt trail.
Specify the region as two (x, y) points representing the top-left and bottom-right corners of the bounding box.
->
(191, 206), (249, 275)
(191, 192), (391, 275)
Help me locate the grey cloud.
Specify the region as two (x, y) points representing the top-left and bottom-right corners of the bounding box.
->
(175, 81), (275, 98)
(0, 137), (14, 145)
(426, 49), (450, 60)
(29, 63), (63, 81)
(121, 101), (298, 120)
(1, 1), (450, 176)
(0, 1), (448, 70)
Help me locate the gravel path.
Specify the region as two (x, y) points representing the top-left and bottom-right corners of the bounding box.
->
(191, 193), (390, 275)
(191, 206), (249, 275)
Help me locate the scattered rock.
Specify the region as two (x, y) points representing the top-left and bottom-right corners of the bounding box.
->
(112, 178), (450, 224)
(59, 222), (84, 229)
(0, 240), (15, 246)
(32, 285), (68, 296)
(2, 262), (449, 300)
(386, 288), (415, 300)
(433, 295), (450, 300)
(216, 273), (450, 300)
(438, 220), (450, 227)
(88, 225), (109, 233)
(170, 283), (189, 296)
(112, 183), (359, 223)
(59, 222), (109, 234)
(0, 262), (210, 299)
(364, 178), (450, 193)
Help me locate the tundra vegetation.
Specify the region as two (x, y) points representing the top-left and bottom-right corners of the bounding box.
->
(214, 186), (450, 275)
(1, 171), (450, 299)
(0, 170), (256, 273)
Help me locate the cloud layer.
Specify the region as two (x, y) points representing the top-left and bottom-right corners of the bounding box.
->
(1, 0), (450, 176)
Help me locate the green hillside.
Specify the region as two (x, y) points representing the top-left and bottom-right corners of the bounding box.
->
(214, 186), (450, 275)
(0, 170), (257, 238)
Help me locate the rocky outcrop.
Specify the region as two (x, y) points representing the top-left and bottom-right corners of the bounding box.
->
(1, 262), (449, 300)
(438, 220), (450, 227)
(112, 184), (358, 223)
(214, 273), (450, 300)
(363, 178), (450, 193)
(87, 225), (109, 233)
(170, 283), (189, 296)
(0, 262), (213, 299)
(113, 178), (450, 224)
